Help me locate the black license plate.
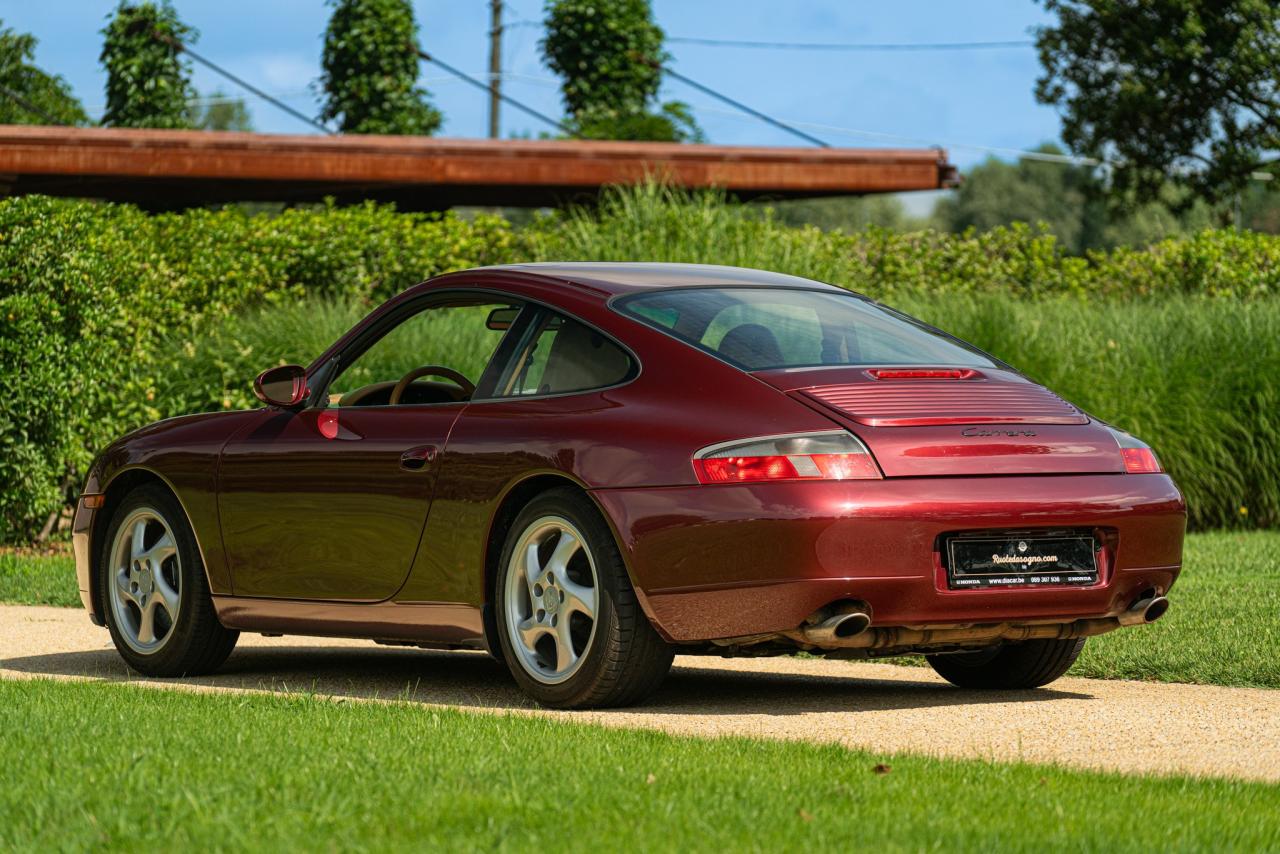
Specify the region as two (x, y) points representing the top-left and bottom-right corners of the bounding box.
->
(946, 535), (1098, 589)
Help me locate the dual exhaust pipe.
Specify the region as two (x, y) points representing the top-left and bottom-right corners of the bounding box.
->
(1116, 594), (1170, 626)
(789, 594), (1170, 650)
(799, 602), (874, 645)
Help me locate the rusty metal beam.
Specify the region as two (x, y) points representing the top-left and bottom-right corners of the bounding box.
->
(0, 125), (957, 210)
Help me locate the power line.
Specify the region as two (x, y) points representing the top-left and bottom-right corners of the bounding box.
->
(0, 83), (67, 125)
(667, 36), (1035, 51)
(502, 21), (1034, 51)
(693, 102), (1100, 166)
(152, 30), (336, 134)
(412, 46), (575, 136)
(635, 55), (828, 148)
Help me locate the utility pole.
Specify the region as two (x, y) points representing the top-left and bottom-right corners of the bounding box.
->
(488, 0), (502, 138)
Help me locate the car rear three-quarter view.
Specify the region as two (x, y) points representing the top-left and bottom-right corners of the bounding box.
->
(73, 263), (1186, 708)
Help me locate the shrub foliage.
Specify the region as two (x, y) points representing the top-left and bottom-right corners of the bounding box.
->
(0, 187), (1276, 540)
(541, 0), (702, 141)
(318, 0), (442, 135)
(100, 1), (196, 129)
(0, 197), (510, 541)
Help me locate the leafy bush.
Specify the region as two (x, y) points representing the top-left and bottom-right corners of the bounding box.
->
(526, 183), (1278, 300)
(0, 196), (512, 541)
(1, 186), (1279, 541)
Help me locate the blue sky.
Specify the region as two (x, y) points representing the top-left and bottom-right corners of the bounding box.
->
(6, 1), (1065, 205)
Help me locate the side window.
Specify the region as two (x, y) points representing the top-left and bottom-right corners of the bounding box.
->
(497, 311), (634, 397)
(327, 298), (518, 407)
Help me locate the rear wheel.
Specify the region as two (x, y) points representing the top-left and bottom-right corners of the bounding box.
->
(99, 484), (238, 677)
(495, 488), (673, 709)
(926, 638), (1085, 689)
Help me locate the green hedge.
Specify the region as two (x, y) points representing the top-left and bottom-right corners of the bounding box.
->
(0, 197), (512, 541)
(1, 187), (1278, 541)
(529, 184), (1280, 300)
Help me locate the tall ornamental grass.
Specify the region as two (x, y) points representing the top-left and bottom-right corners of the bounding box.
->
(156, 294), (1279, 531)
(2, 186), (1278, 540)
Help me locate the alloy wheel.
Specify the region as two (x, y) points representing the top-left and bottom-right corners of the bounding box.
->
(107, 507), (182, 655)
(503, 515), (599, 685)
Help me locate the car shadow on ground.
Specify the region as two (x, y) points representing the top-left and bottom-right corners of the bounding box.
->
(1, 641), (1095, 714)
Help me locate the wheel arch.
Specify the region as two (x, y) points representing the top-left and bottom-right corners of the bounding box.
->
(480, 471), (662, 654)
(90, 467), (215, 621)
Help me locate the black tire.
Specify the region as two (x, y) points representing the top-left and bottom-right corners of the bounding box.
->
(98, 483), (238, 677)
(926, 638), (1085, 689)
(494, 487), (673, 709)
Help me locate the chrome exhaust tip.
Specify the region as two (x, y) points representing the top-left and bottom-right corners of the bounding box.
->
(802, 607), (872, 644)
(1119, 595), (1170, 627)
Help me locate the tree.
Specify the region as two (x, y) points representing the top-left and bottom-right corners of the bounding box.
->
(318, 0), (442, 135)
(932, 144), (1099, 252)
(771, 195), (924, 233)
(542, 0), (702, 142)
(1036, 0), (1280, 209)
(0, 21), (89, 125)
(1239, 180), (1280, 233)
(188, 91), (253, 131)
(100, 1), (196, 129)
(932, 144), (1218, 251)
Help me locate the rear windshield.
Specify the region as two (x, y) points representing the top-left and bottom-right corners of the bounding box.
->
(615, 287), (999, 371)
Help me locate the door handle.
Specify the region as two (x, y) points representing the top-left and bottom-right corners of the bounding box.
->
(399, 445), (438, 471)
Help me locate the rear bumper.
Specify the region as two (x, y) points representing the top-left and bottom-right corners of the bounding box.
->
(593, 474), (1185, 643)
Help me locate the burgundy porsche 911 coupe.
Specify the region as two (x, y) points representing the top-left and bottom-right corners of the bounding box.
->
(73, 263), (1185, 708)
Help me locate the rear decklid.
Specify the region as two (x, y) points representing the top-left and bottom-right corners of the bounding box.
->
(755, 366), (1126, 477)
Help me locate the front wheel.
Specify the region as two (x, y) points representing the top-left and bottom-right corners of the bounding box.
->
(98, 484), (239, 677)
(926, 638), (1085, 689)
(495, 488), (673, 709)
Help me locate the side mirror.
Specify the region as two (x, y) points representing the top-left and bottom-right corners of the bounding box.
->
(253, 364), (309, 408)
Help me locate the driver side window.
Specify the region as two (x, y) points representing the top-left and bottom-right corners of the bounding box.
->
(327, 298), (518, 407)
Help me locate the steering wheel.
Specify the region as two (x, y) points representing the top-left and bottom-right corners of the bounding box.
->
(389, 365), (476, 405)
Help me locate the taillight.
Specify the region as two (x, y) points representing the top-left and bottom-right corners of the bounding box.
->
(866, 368), (978, 380)
(693, 431), (881, 484)
(1109, 428), (1163, 474)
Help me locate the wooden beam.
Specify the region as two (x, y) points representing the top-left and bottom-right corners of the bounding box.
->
(0, 125), (957, 209)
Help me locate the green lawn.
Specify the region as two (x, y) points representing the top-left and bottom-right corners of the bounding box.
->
(4, 532), (1278, 688)
(891, 530), (1280, 689)
(0, 548), (77, 607)
(1070, 531), (1280, 686)
(890, 530), (1280, 689)
(0, 678), (1276, 852)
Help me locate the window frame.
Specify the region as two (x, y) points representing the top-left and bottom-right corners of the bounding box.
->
(307, 288), (643, 409)
(307, 288), (532, 410)
(486, 305), (641, 401)
(609, 285), (1010, 374)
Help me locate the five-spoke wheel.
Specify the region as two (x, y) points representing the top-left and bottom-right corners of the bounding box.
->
(495, 488), (673, 708)
(108, 508), (182, 653)
(504, 516), (599, 684)
(98, 484), (239, 677)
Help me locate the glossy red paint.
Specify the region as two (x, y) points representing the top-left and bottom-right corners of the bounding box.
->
(217, 404), (465, 600)
(593, 474), (1184, 641)
(74, 263), (1186, 653)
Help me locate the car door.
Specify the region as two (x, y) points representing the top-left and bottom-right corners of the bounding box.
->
(217, 292), (525, 601)
(395, 305), (640, 605)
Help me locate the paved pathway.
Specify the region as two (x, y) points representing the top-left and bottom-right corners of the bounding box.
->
(3, 604), (1278, 782)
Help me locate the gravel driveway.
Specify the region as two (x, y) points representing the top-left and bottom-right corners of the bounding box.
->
(3, 604), (1277, 782)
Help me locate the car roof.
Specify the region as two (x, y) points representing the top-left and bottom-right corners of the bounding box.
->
(479, 262), (850, 297)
